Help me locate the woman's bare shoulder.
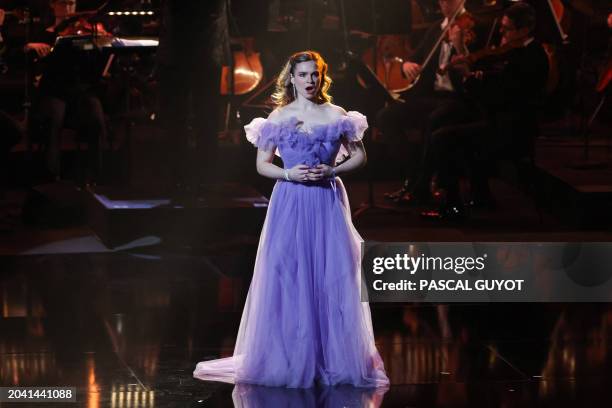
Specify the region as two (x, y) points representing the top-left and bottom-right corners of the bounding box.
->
(324, 103), (348, 118)
(267, 105), (295, 124)
(266, 108), (282, 124)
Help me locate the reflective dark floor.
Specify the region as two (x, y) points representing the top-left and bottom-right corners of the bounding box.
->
(2, 248), (612, 407)
(2, 167), (612, 407)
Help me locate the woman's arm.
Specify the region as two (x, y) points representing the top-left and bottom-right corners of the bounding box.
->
(308, 139), (367, 181)
(256, 148), (310, 181)
(308, 105), (368, 181)
(254, 108), (312, 182)
(335, 140), (367, 176)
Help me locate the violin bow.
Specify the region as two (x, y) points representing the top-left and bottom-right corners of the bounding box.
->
(419, 0), (466, 72)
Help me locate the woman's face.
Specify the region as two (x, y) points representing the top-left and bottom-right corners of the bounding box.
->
(291, 60), (321, 100)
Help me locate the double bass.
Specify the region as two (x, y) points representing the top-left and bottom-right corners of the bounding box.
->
(219, 37), (262, 96)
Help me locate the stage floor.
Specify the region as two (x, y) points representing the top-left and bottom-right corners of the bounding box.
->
(1, 168), (612, 407)
(2, 242), (612, 407)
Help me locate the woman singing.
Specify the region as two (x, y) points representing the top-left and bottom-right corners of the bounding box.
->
(194, 51), (389, 389)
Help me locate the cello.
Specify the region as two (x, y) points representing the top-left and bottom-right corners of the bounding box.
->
(360, 0), (475, 94)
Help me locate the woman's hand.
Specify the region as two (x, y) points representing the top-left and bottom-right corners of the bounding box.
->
(288, 164), (311, 182)
(307, 164), (333, 181)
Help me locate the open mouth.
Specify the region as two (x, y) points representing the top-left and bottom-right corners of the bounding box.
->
(305, 85), (315, 92)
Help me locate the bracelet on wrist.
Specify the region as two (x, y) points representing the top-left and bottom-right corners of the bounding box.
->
(284, 169), (290, 181)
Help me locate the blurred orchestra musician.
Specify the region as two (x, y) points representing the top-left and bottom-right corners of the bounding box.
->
(25, 0), (111, 184)
(157, 0), (230, 195)
(421, 1), (549, 220)
(0, 7), (22, 230)
(0, 7), (6, 68)
(376, 0), (485, 205)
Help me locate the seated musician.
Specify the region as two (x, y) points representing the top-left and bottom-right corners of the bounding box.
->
(25, 0), (109, 184)
(377, 0), (483, 205)
(421, 1), (549, 220)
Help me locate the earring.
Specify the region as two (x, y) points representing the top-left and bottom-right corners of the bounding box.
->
(292, 84), (297, 99)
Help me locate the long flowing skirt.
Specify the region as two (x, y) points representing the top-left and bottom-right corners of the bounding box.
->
(194, 178), (389, 388)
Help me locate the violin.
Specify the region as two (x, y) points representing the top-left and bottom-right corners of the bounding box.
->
(53, 11), (111, 37)
(447, 37), (525, 69)
(446, 12), (476, 47)
(397, 0), (472, 93)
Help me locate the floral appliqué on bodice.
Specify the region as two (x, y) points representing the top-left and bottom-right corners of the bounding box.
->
(244, 111), (368, 168)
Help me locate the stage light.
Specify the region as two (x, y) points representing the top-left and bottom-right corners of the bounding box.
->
(107, 10), (155, 16)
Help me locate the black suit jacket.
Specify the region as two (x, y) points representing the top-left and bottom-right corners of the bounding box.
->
(465, 40), (549, 114)
(465, 40), (549, 154)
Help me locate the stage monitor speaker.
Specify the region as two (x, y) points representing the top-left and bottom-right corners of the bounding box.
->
(22, 182), (86, 227)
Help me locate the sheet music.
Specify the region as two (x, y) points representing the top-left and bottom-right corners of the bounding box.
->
(110, 38), (159, 47)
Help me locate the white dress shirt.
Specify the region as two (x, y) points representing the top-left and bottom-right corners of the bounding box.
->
(434, 9), (467, 92)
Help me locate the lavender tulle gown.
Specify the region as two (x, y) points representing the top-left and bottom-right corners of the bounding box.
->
(193, 111), (389, 389)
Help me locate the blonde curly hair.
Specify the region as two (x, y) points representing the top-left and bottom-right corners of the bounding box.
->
(271, 51), (333, 107)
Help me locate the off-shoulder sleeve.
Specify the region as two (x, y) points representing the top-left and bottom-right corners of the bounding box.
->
(244, 117), (278, 152)
(335, 111), (369, 165)
(343, 111), (368, 142)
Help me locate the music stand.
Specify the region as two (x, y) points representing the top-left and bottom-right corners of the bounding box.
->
(337, 0), (405, 219)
